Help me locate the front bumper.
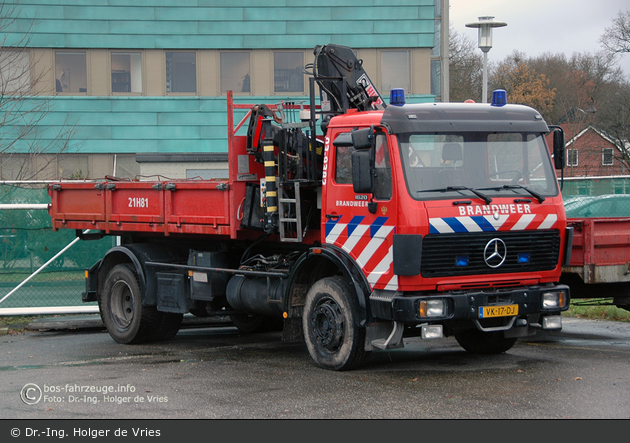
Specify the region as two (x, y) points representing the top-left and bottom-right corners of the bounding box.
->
(369, 284), (570, 327)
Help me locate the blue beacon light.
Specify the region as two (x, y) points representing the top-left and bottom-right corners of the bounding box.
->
(491, 89), (507, 106)
(390, 88), (406, 106)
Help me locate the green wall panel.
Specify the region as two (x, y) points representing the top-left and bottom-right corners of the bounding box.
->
(242, 8), (332, 22)
(375, 20), (435, 34)
(286, 21), (373, 35)
(2, 1), (435, 50)
(197, 21), (287, 35)
(2, 1), (439, 155)
(7, 93), (435, 154)
(15, 19), (109, 34)
(334, 7), (422, 20)
(111, 126), (202, 140)
(62, 7), (155, 21)
(155, 8), (243, 22)
(109, 21), (200, 36)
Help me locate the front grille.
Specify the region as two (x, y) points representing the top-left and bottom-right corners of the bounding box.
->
(421, 230), (561, 278)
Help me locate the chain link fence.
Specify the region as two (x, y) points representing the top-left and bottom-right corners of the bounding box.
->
(0, 184), (115, 313)
(1, 177), (629, 313)
(562, 177), (630, 218)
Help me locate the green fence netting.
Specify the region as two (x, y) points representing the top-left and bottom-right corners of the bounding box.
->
(0, 184), (115, 309)
(562, 177), (630, 218)
(1, 177), (630, 310)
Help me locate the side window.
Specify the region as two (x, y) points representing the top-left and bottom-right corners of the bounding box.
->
(374, 134), (392, 199)
(335, 144), (354, 185)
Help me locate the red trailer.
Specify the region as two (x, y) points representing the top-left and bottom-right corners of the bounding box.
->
(561, 217), (630, 310)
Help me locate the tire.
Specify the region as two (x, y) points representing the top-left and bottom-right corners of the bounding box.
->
(156, 313), (184, 341)
(302, 276), (367, 371)
(454, 328), (518, 354)
(101, 263), (174, 344)
(230, 314), (283, 333)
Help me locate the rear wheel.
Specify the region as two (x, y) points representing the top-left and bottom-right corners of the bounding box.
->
(454, 328), (517, 354)
(101, 263), (180, 344)
(155, 312), (184, 341)
(302, 276), (367, 371)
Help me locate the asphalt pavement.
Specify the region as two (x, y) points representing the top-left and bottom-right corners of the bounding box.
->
(1, 315), (629, 421)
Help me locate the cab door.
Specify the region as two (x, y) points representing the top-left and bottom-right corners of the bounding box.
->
(323, 130), (399, 291)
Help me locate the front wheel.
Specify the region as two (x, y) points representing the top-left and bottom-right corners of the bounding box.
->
(302, 276), (367, 371)
(454, 328), (517, 354)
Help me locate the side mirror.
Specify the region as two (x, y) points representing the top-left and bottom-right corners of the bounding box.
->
(352, 149), (373, 194)
(332, 132), (353, 147)
(552, 127), (565, 170)
(351, 127), (375, 150)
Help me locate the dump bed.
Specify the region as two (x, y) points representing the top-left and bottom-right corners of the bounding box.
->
(48, 179), (234, 237)
(47, 94), (324, 244)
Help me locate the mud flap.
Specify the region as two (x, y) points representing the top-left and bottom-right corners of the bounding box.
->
(366, 321), (404, 351)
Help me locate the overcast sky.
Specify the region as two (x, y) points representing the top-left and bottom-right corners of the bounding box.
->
(449, 0), (630, 77)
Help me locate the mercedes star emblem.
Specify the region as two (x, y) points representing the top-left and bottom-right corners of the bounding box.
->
(484, 238), (507, 268)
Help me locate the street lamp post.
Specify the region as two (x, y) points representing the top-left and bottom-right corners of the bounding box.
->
(465, 16), (507, 103)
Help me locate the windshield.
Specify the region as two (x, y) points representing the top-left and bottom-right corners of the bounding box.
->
(399, 132), (559, 200)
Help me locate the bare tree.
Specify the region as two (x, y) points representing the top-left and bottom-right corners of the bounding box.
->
(600, 10), (630, 56)
(0, 1), (79, 181)
(448, 26), (483, 103)
(595, 81), (630, 171)
(597, 11), (630, 171)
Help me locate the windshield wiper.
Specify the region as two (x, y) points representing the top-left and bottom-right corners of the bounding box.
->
(479, 184), (545, 203)
(418, 186), (492, 205)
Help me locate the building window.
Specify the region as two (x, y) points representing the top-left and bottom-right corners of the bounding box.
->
(111, 52), (142, 93)
(55, 52), (87, 94)
(274, 52), (303, 93)
(430, 60), (441, 97)
(577, 181), (592, 195)
(221, 52), (250, 94)
(613, 181), (628, 194)
(567, 149), (578, 167)
(166, 52), (196, 93)
(0, 50), (30, 95)
(381, 51), (410, 93)
(431, 19), (441, 57)
(603, 148), (614, 166)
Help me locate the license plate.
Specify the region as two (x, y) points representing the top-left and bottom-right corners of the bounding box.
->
(479, 304), (519, 318)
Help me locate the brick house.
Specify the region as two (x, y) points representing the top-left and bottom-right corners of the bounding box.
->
(547, 108), (630, 195)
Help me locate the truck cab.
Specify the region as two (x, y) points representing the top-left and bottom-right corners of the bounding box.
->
(308, 90), (570, 366)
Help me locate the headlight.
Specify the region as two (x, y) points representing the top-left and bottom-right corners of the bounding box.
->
(419, 299), (446, 318)
(542, 291), (567, 309)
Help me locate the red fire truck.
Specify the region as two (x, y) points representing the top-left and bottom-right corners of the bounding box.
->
(48, 45), (571, 370)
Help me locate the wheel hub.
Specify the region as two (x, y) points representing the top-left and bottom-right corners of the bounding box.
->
(110, 280), (134, 329)
(310, 298), (344, 351)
